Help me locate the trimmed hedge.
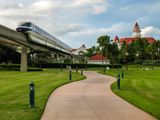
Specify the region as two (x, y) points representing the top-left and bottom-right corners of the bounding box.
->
(35, 63), (122, 68)
(142, 60), (160, 66)
(28, 68), (43, 71)
(0, 63), (121, 70)
(0, 64), (20, 68)
(0, 64), (43, 71)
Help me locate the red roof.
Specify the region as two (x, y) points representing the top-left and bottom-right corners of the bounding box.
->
(89, 54), (106, 60)
(119, 37), (156, 44)
(145, 37), (156, 43)
(120, 38), (134, 44)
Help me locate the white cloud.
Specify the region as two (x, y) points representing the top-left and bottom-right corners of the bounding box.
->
(69, 0), (106, 7)
(66, 22), (131, 37)
(49, 23), (89, 36)
(0, 0), (109, 30)
(141, 26), (160, 37)
(0, 0), (62, 30)
(0, 1), (60, 16)
(91, 5), (107, 14)
(30, 1), (59, 13)
(62, 22), (131, 47)
(68, 0), (110, 14)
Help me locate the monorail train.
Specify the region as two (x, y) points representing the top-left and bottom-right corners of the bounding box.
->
(16, 22), (72, 54)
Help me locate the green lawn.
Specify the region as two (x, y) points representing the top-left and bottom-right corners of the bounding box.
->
(99, 67), (160, 119)
(0, 69), (85, 120)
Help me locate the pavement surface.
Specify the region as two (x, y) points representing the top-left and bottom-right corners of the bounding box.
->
(41, 71), (156, 120)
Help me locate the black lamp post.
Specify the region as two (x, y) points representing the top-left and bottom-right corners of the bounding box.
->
(103, 65), (106, 73)
(122, 70), (124, 79)
(117, 74), (120, 90)
(69, 66), (72, 80)
(81, 68), (83, 75)
(29, 81), (35, 108)
(61, 64), (63, 71)
(85, 65), (87, 71)
(76, 65), (78, 73)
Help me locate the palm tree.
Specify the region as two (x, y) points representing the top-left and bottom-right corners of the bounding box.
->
(97, 35), (110, 60)
(97, 35), (111, 72)
(134, 38), (149, 60)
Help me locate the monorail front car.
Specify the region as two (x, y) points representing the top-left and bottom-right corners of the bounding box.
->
(16, 22), (71, 54)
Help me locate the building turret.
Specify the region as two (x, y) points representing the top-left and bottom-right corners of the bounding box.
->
(114, 36), (119, 42)
(132, 22), (141, 38)
(114, 36), (121, 49)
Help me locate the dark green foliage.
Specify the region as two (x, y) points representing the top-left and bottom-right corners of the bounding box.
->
(27, 68), (43, 71)
(96, 35), (120, 63)
(64, 58), (72, 64)
(107, 43), (120, 63)
(97, 35), (110, 57)
(84, 46), (97, 57)
(0, 44), (20, 64)
(88, 35), (160, 65)
(35, 63), (122, 68)
(120, 38), (160, 64)
(0, 64), (43, 71)
(0, 64), (20, 70)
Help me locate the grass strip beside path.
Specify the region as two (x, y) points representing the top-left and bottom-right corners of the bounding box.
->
(0, 69), (85, 120)
(99, 68), (160, 119)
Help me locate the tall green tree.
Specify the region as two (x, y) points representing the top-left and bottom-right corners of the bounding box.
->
(134, 38), (149, 60)
(157, 40), (160, 60)
(97, 35), (110, 59)
(107, 42), (120, 63)
(119, 42), (127, 63)
(84, 45), (97, 57)
(125, 42), (136, 62)
(97, 35), (120, 64)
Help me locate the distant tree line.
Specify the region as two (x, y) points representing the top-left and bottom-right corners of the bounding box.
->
(1, 35), (160, 66)
(84, 35), (160, 65)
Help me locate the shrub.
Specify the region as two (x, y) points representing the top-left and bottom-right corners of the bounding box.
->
(134, 59), (143, 64)
(35, 63), (122, 68)
(0, 64), (43, 71)
(142, 60), (160, 66)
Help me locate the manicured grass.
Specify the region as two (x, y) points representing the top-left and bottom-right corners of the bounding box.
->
(99, 67), (160, 119)
(0, 69), (85, 120)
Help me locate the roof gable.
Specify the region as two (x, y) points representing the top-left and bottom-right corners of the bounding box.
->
(90, 54), (106, 60)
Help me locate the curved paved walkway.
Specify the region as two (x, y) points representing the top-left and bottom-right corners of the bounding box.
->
(41, 71), (156, 120)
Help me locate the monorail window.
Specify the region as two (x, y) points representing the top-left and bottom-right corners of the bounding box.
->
(20, 22), (31, 27)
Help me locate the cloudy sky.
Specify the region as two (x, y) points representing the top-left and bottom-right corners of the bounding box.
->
(0, 0), (160, 48)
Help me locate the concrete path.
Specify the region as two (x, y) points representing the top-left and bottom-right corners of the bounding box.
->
(41, 71), (156, 120)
